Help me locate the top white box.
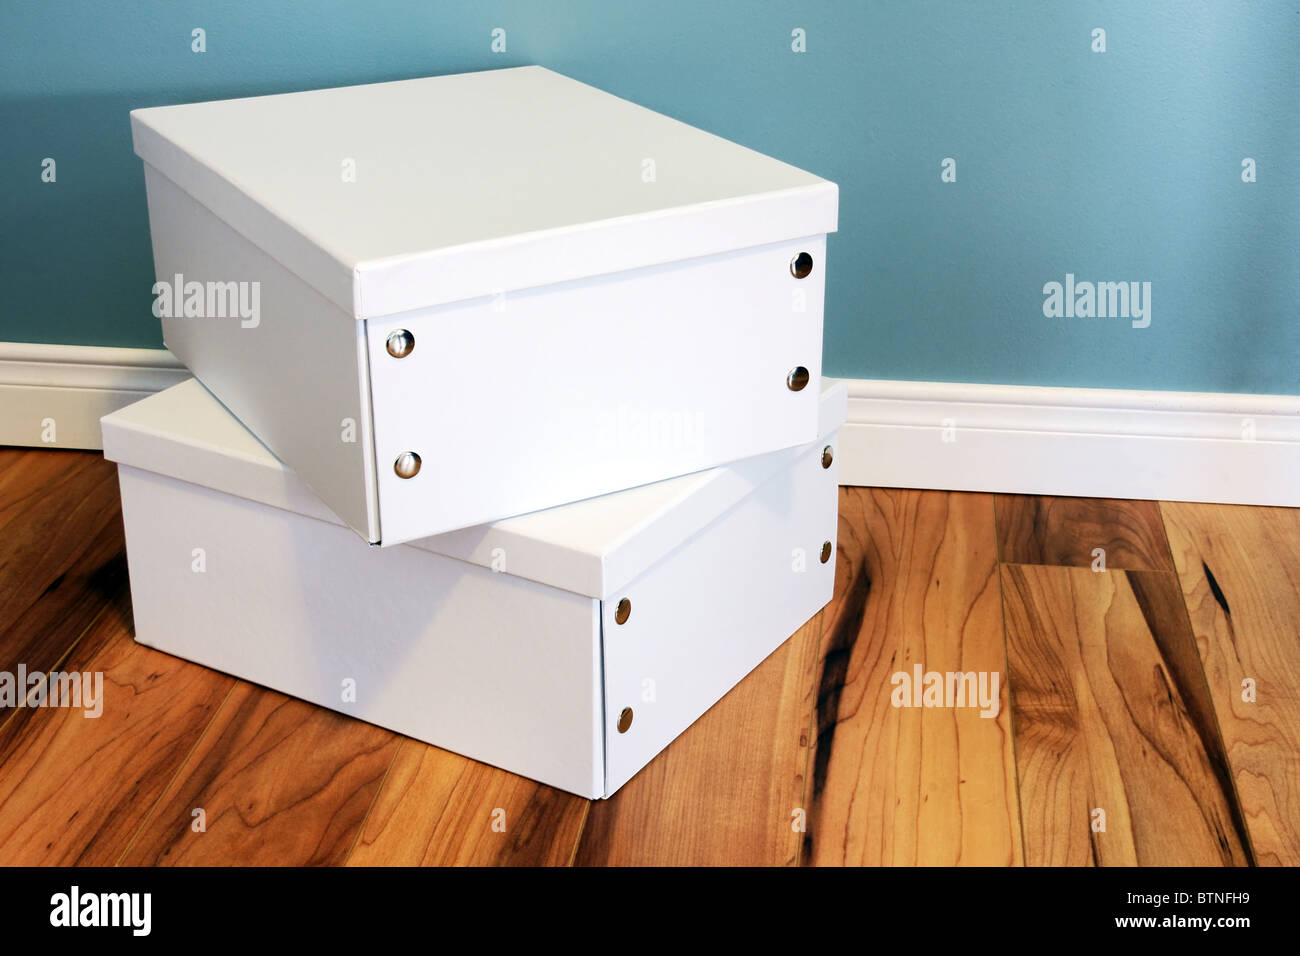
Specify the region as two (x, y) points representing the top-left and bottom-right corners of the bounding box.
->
(131, 66), (838, 545)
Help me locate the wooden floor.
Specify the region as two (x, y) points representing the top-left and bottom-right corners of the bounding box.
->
(1, 447), (1296, 866)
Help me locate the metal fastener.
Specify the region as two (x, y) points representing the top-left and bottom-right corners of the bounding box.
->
(615, 598), (631, 625)
(820, 540), (833, 563)
(822, 445), (834, 469)
(617, 707), (634, 733)
(394, 451), (422, 478)
(790, 251), (814, 279)
(787, 366), (810, 391)
(386, 329), (415, 358)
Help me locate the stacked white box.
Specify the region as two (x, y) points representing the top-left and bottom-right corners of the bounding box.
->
(114, 66), (842, 795)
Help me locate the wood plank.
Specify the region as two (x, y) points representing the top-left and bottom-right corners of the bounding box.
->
(3, 437), (1285, 869)
(119, 683), (402, 866)
(802, 488), (1022, 866)
(0, 449), (129, 676)
(0, 611), (235, 865)
(0, 597), (129, 772)
(1162, 501), (1300, 866)
(1002, 563), (1251, 866)
(995, 494), (1173, 571)
(349, 740), (588, 866)
(574, 614), (822, 867)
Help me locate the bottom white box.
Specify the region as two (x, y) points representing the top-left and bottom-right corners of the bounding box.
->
(101, 380), (844, 798)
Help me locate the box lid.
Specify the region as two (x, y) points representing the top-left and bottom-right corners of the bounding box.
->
(130, 66), (839, 320)
(102, 378), (846, 600)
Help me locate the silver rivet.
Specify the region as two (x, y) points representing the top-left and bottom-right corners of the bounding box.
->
(787, 366), (810, 391)
(820, 541), (832, 563)
(386, 329), (415, 358)
(822, 445), (834, 469)
(615, 598), (631, 625)
(790, 252), (814, 279)
(394, 452), (422, 478)
(617, 707), (634, 733)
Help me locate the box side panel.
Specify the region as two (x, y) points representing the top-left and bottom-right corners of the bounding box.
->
(117, 464), (604, 799)
(368, 235), (827, 544)
(600, 429), (841, 796)
(143, 165), (380, 543)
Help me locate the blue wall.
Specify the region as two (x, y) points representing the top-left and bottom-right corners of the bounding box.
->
(2, 1), (1296, 393)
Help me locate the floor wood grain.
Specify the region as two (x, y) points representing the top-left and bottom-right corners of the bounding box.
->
(2, 449), (1296, 867)
(1002, 564), (1251, 866)
(1162, 501), (1300, 866)
(0, 609), (235, 865)
(995, 494), (1174, 571)
(348, 740), (588, 866)
(119, 683), (402, 866)
(801, 489), (1023, 866)
(574, 615), (823, 866)
(0, 451), (127, 678)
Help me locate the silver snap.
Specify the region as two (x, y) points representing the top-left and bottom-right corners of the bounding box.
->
(394, 452), (422, 478)
(615, 598), (631, 625)
(822, 445), (834, 469)
(617, 707), (634, 733)
(386, 329), (415, 358)
(790, 252), (814, 279)
(787, 367), (810, 391)
(820, 541), (833, 563)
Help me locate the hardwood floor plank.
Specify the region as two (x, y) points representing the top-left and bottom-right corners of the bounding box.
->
(802, 489), (1022, 866)
(573, 614), (823, 867)
(0, 611), (235, 865)
(995, 495), (1173, 571)
(0, 449), (128, 678)
(1002, 563), (1251, 866)
(4, 442), (1293, 868)
(1162, 501), (1300, 866)
(120, 683), (402, 866)
(349, 740), (588, 866)
(0, 596), (129, 767)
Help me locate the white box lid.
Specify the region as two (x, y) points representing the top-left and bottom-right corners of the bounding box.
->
(102, 378), (846, 599)
(130, 66), (839, 320)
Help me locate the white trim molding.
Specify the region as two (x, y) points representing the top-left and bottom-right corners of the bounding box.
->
(831, 377), (1300, 507)
(0, 343), (190, 450)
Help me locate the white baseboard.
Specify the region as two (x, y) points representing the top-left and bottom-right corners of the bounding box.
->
(831, 377), (1300, 507)
(0, 343), (190, 450)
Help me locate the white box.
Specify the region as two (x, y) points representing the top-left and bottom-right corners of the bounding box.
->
(130, 66), (839, 546)
(101, 380), (845, 798)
